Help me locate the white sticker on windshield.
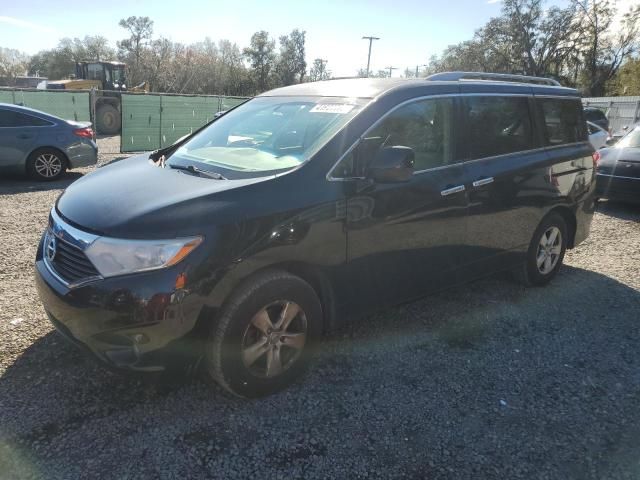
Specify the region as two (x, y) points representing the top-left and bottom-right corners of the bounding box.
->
(309, 104), (355, 114)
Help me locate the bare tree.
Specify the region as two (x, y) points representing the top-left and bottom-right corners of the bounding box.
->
(573, 0), (640, 96)
(0, 48), (29, 84)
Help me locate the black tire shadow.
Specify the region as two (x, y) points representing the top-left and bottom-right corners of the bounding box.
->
(1, 265), (640, 478)
(0, 172), (85, 195)
(597, 200), (640, 221)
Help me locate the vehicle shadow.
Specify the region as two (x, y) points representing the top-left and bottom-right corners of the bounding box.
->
(596, 200), (640, 221)
(0, 172), (85, 195)
(1, 265), (640, 478)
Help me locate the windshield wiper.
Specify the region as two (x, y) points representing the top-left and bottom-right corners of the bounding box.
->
(168, 164), (226, 180)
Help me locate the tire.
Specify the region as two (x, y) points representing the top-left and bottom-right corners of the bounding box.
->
(26, 148), (67, 181)
(206, 270), (323, 398)
(96, 104), (121, 135)
(515, 213), (568, 286)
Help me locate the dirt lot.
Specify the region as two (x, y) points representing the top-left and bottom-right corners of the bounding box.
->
(1, 137), (639, 479)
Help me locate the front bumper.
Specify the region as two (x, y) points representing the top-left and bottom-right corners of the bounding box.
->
(35, 237), (206, 373)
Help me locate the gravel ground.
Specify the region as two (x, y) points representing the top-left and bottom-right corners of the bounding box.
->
(1, 138), (639, 479)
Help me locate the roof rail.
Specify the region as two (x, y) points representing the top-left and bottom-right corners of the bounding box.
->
(426, 71), (561, 87)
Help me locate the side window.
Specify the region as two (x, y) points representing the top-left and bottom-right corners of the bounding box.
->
(0, 110), (51, 127)
(540, 98), (587, 146)
(464, 96), (534, 159)
(0, 109), (12, 127)
(87, 64), (103, 81)
(330, 97), (454, 178)
(365, 97), (454, 171)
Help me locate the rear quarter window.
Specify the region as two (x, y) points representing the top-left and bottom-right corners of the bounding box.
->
(585, 109), (606, 122)
(540, 98), (587, 146)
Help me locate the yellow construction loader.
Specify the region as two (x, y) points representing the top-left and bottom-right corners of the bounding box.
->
(47, 61), (148, 134)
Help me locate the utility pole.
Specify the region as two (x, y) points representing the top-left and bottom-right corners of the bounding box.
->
(415, 64), (428, 78)
(386, 66), (398, 77)
(362, 36), (380, 78)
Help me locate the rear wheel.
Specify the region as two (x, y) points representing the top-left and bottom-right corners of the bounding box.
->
(96, 104), (121, 135)
(515, 213), (568, 286)
(26, 148), (67, 181)
(206, 270), (322, 398)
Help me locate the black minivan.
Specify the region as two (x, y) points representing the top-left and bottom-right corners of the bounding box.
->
(35, 72), (596, 397)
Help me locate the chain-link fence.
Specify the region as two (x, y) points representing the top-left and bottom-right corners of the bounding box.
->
(583, 96), (640, 134)
(120, 93), (249, 152)
(0, 88), (91, 122)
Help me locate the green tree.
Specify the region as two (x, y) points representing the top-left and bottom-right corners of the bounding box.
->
(275, 29), (307, 85)
(608, 58), (640, 95)
(243, 31), (276, 92)
(309, 59), (330, 81)
(117, 16), (154, 85)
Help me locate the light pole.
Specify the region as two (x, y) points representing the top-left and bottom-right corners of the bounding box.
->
(415, 64), (428, 78)
(362, 36), (380, 77)
(386, 66), (398, 77)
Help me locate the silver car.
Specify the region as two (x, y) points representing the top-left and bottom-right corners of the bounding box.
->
(0, 103), (98, 181)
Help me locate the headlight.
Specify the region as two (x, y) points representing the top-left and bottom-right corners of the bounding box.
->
(84, 236), (203, 278)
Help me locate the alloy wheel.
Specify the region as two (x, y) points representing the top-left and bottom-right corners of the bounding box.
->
(34, 153), (63, 178)
(241, 301), (307, 378)
(536, 226), (562, 275)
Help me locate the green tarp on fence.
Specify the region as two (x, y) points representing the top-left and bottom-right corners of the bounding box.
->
(120, 93), (248, 152)
(0, 89), (90, 122)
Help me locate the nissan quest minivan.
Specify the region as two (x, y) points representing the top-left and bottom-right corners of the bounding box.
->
(35, 73), (596, 397)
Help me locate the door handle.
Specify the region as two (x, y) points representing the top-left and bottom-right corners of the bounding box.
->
(440, 185), (465, 196)
(472, 177), (494, 187)
(17, 134), (33, 140)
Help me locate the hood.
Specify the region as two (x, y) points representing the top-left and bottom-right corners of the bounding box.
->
(56, 154), (267, 238)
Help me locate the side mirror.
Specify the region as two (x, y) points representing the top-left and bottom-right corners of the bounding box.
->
(367, 146), (415, 183)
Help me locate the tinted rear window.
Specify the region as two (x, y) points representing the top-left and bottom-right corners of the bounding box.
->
(585, 109), (606, 121)
(540, 99), (587, 146)
(464, 96), (534, 159)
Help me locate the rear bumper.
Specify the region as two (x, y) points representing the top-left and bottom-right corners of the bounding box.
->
(34, 235), (206, 373)
(65, 140), (98, 169)
(596, 173), (640, 203)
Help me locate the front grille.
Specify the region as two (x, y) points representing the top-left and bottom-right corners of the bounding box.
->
(48, 236), (100, 284)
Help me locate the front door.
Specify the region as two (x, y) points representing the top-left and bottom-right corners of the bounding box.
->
(343, 96), (468, 312)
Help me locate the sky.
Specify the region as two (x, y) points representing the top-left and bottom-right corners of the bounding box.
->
(0, 0), (636, 78)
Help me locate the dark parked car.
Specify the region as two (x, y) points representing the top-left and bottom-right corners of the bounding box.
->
(584, 107), (609, 132)
(596, 124), (640, 203)
(35, 73), (596, 397)
(0, 103), (97, 181)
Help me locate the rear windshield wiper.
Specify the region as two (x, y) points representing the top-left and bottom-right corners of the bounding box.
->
(168, 164), (226, 180)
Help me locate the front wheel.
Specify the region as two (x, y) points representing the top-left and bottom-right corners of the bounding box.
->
(206, 270), (322, 398)
(515, 213), (568, 286)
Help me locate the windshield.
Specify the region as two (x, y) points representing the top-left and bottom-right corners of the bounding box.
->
(167, 96), (365, 177)
(616, 126), (640, 149)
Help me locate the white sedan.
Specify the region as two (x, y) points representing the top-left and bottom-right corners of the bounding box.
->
(587, 121), (609, 150)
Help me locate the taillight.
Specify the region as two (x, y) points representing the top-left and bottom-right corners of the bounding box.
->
(73, 128), (94, 139)
(592, 151), (601, 167)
